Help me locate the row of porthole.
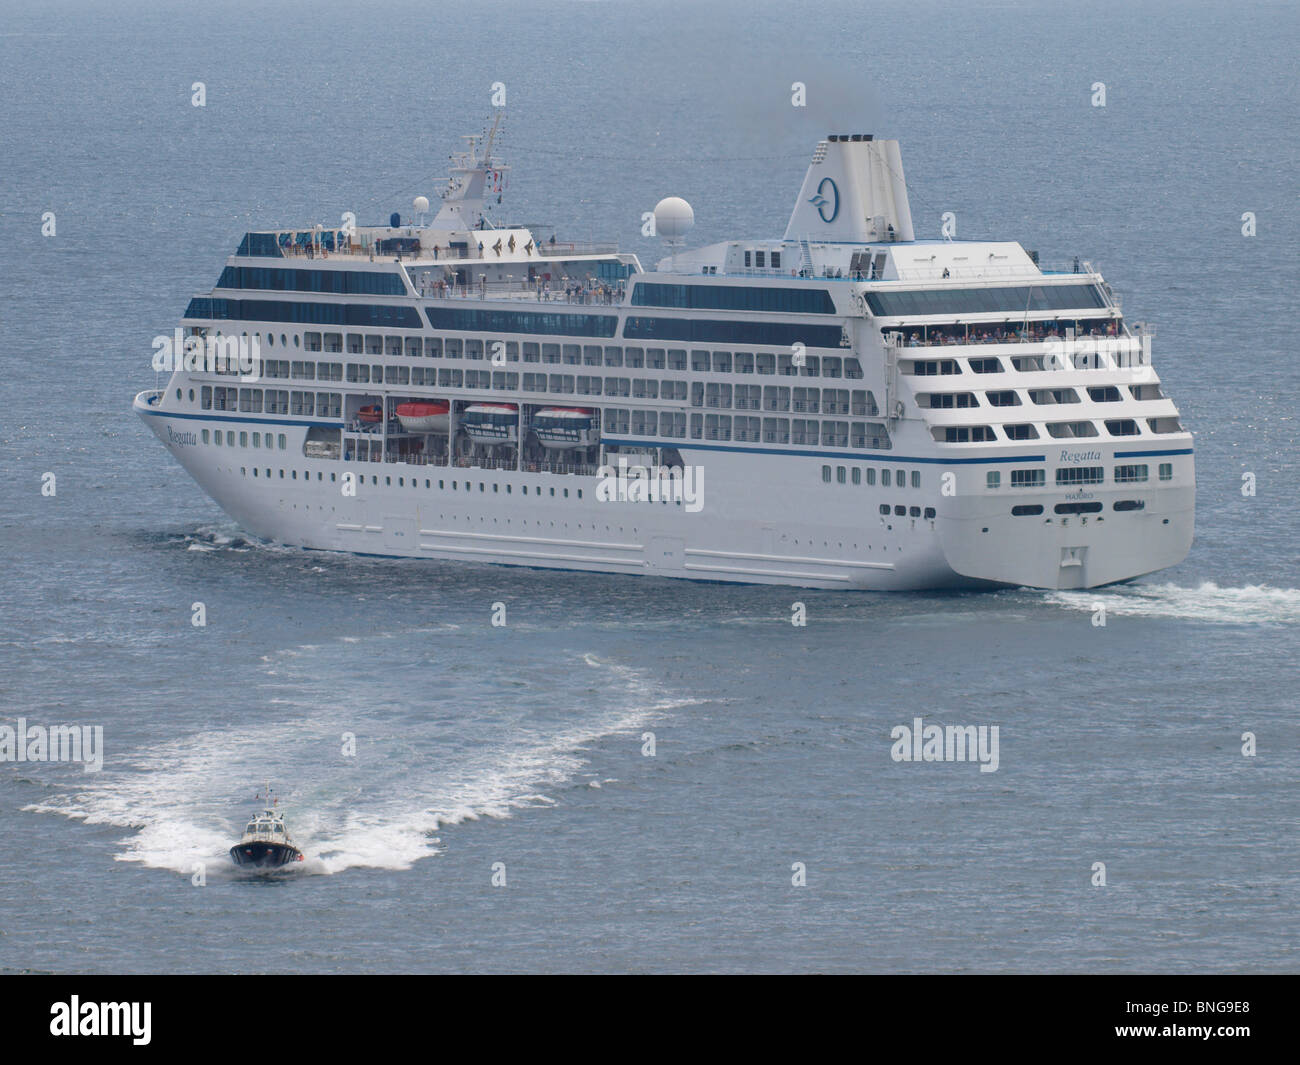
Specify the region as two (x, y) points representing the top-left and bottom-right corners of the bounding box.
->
(242, 468), (329, 480)
(204, 428), (288, 449)
(262, 333), (299, 348)
(438, 514), (639, 535)
(879, 504), (936, 520)
(375, 475), (586, 499)
(822, 465), (921, 488)
(233, 467), (676, 506)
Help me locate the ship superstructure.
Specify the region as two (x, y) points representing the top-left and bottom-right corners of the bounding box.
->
(135, 121), (1194, 590)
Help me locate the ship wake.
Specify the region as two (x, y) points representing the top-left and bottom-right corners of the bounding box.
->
(22, 652), (693, 876)
(1045, 581), (1300, 625)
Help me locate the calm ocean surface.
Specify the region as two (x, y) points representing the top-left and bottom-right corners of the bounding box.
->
(1, 0), (1296, 973)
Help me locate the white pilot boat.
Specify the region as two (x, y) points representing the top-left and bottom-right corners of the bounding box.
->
(229, 787), (304, 868)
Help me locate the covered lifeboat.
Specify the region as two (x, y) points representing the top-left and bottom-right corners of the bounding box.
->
(461, 403), (519, 444)
(532, 408), (599, 450)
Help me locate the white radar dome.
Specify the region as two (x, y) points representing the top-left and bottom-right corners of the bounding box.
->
(654, 197), (694, 240)
(413, 195), (430, 214)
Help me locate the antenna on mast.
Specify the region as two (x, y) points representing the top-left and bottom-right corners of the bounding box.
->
(431, 112), (509, 231)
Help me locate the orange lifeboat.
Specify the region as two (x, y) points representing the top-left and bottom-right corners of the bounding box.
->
(395, 400), (450, 434)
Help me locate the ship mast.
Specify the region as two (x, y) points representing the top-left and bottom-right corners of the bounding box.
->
(431, 111), (508, 232)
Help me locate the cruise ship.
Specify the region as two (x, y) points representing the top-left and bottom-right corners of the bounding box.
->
(135, 117), (1194, 590)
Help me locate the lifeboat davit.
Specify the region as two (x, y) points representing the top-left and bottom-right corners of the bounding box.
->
(462, 403), (519, 444)
(532, 407), (598, 450)
(356, 404), (383, 424)
(395, 400), (450, 434)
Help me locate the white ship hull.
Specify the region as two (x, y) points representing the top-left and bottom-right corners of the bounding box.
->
(136, 393), (1193, 591)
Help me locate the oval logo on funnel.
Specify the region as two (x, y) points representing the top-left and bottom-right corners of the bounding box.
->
(809, 177), (839, 223)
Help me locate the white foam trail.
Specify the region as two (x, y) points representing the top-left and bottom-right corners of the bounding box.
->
(1046, 582), (1300, 624)
(24, 654), (699, 876)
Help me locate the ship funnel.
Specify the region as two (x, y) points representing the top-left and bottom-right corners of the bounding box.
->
(784, 134), (915, 244)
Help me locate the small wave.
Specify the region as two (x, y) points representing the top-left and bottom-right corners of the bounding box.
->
(166, 524), (259, 553)
(1046, 582), (1300, 624)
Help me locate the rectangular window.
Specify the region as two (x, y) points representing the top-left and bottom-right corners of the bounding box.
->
(187, 296), (422, 328)
(630, 281), (833, 313)
(987, 470), (1001, 489)
(1010, 468), (1046, 488)
(623, 317), (843, 348)
(1114, 464), (1149, 483)
(1159, 462), (1173, 481)
(218, 264), (406, 295)
(1056, 466), (1104, 485)
(426, 307), (617, 337)
(863, 283), (1107, 317)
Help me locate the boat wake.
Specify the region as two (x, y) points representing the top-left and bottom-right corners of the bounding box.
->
(1045, 581), (1300, 625)
(22, 652), (695, 877)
